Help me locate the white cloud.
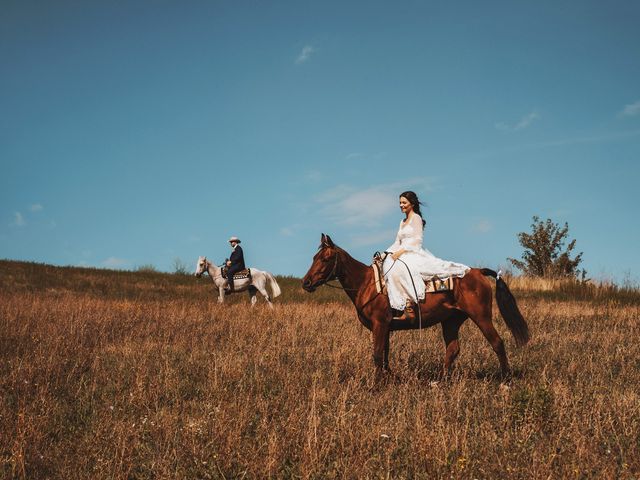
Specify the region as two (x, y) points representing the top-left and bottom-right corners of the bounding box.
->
(315, 179), (436, 228)
(349, 229), (397, 247)
(345, 152), (386, 161)
(528, 129), (640, 148)
(11, 212), (26, 227)
(304, 170), (323, 182)
(317, 187), (396, 227)
(472, 219), (492, 234)
(280, 226), (294, 237)
(295, 45), (315, 64)
(495, 111), (540, 131)
(620, 100), (640, 117)
(102, 257), (128, 268)
(30, 204), (43, 212)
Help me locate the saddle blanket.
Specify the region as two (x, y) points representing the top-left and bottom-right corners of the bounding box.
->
(222, 268), (252, 280)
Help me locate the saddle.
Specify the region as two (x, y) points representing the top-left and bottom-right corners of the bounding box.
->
(221, 267), (252, 281)
(371, 251), (455, 296)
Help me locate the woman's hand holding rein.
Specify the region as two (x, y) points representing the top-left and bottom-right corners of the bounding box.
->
(391, 249), (406, 261)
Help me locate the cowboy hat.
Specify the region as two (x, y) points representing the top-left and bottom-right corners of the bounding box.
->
(228, 236), (241, 243)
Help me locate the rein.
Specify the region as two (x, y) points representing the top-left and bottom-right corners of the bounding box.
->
(320, 251), (423, 329)
(319, 253), (383, 312)
(202, 260), (225, 281)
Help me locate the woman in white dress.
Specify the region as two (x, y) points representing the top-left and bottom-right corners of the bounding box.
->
(383, 191), (469, 320)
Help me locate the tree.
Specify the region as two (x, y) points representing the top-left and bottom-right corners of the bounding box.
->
(172, 258), (190, 275)
(508, 216), (585, 278)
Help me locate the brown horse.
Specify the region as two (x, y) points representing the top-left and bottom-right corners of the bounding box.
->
(301, 234), (529, 378)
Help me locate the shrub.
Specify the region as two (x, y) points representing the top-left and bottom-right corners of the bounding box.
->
(509, 216), (585, 278)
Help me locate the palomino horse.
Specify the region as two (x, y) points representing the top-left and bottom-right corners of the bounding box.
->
(194, 256), (282, 307)
(302, 234), (529, 377)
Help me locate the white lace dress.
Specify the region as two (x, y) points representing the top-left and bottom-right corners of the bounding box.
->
(383, 213), (470, 310)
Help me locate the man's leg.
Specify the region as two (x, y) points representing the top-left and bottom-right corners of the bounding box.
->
(226, 268), (238, 292)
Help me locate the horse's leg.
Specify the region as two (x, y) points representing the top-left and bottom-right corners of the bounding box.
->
(217, 285), (225, 304)
(470, 314), (510, 376)
(254, 278), (273, 309)
(372, 320), (390, 380)
(441, 314), (466, 378)
(383, 331), (391, 371)
(457, 272), (512, 377)
(248, 285), (258, 307)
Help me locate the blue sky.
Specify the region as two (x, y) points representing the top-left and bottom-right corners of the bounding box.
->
(2, 0), (639, 281)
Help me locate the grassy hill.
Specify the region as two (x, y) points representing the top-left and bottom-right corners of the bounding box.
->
(1, 260), (639, 479)
(0, 259), (347, 304)
(2, 259), (637, 304)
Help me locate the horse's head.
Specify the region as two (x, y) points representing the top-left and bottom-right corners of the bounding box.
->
(302, 234), (340, 292)
(194, 256), (209, 277)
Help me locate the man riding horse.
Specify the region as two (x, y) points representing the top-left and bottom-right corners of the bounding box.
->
(225, 236), (245, 293)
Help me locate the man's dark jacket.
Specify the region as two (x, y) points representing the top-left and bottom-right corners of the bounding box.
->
(228, 245), (246, 272)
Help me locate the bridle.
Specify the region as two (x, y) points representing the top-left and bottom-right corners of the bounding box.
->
(196, 258), (224, 281)
(310, 246), (422, 329)
(315, 249), (371, 294)
(317, 251), (347, 290)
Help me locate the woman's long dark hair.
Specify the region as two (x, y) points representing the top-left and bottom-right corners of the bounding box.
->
(400, 191), (426, 228)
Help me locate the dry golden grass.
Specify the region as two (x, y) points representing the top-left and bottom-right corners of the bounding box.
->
(1, 261), (639, 479)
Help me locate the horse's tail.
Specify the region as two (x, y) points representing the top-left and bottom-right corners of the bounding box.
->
(480, 268), (530, 347)
(266, 272), (282, 298)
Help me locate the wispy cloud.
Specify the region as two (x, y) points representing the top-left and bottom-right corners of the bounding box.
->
(11, 212), (26, 227)
(280, 227), (295, 237)
(30, 203), (43, 212)
(295, 45), (315, 64)
(619, 100), (640, 117)
(495, 111), (540, 131)
(316, 187), (395, 227)
(528, 129), (640, 148)
(349, 229), (398, 247)
(102, 257), (128, 268)
(471, 219), (492, 234)
(344, 152), (386, 161)
(304, 170), (324, 182)
(315, 179), (437, 228)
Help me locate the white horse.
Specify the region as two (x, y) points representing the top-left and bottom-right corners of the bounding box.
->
(194, 256), (282, 307)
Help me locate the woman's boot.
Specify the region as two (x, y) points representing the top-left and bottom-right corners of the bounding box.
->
(393, 302), (417, 322)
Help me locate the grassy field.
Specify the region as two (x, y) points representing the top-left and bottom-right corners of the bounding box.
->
(1, 259), (639, 479)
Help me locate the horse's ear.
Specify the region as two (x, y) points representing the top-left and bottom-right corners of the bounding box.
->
(325, 234), (335, 247)
(321, 233), (327, 246)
